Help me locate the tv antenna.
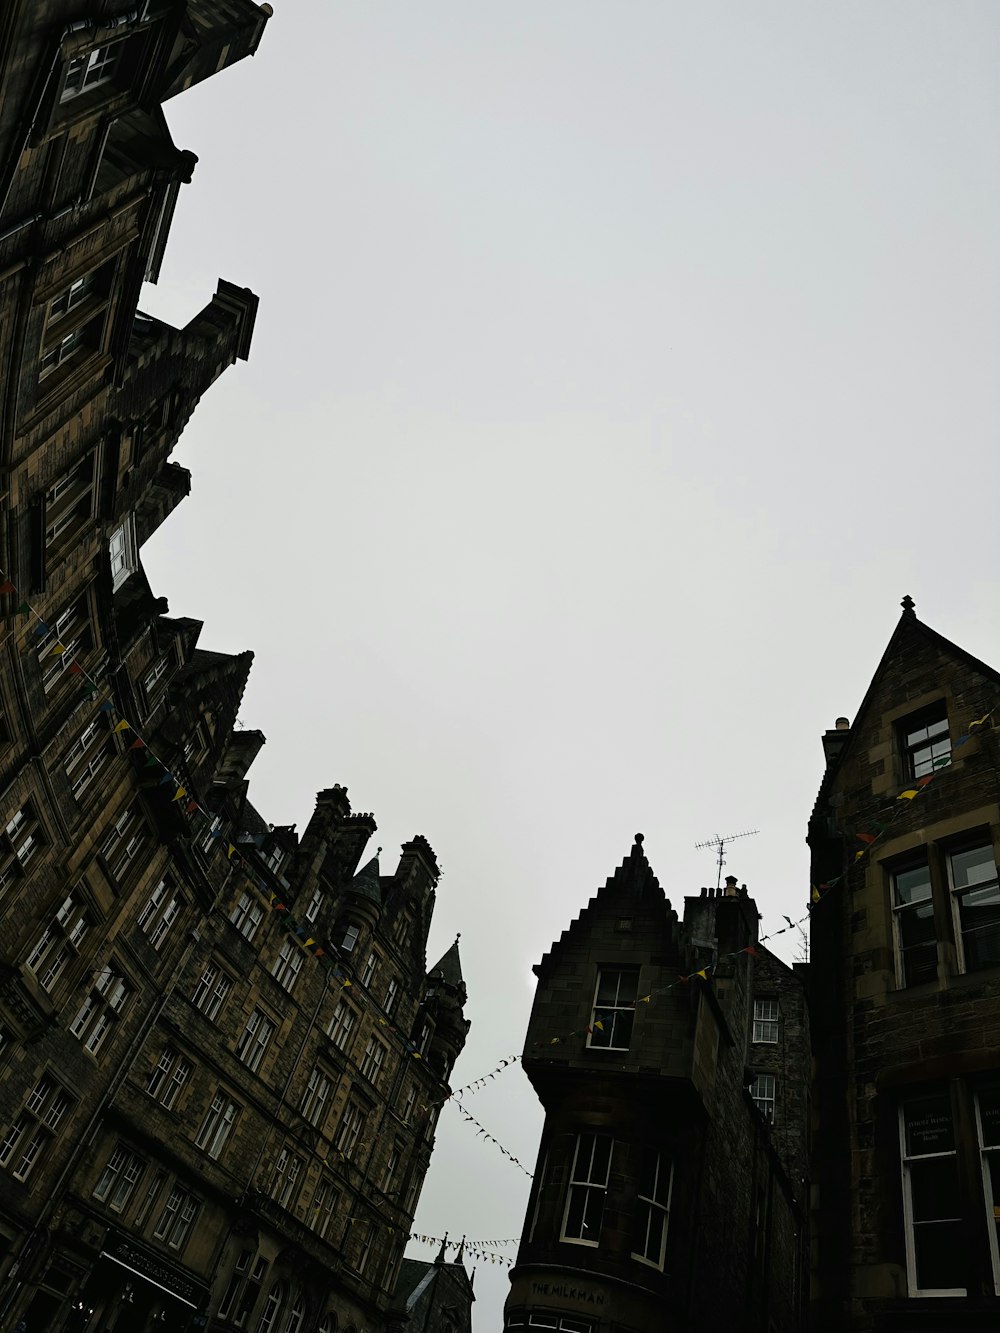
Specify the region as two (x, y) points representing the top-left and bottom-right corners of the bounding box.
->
(695, 828), (760, 890)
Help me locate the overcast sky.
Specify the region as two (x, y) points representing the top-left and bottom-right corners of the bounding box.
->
(141, 3), (1000, 1323)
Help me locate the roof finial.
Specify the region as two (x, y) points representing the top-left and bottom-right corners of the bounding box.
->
(634, 832), (644, 846)
(901, 594), (915, 615)
(434, 1232), (448, 1264)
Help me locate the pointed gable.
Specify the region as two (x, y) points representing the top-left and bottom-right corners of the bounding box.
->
(812, 600), (999, 822)
(534, 832), (682, 981)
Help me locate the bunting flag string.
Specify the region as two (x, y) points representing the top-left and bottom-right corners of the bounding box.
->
(429, 1055), (521, 1107)
(533, 946), (759, 1049)
(449, 1100), (533, 1178)
(406, 1233), (518, 1267)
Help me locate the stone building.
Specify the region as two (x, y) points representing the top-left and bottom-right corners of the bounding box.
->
(808, 598), (1000, 1332)
(0, 5), (470, 1332)
(506, 837), (809, 1333)
(395, 1240), (475, 1333)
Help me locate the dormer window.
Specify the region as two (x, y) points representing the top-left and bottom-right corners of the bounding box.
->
(60, 43), (123, 102)
(901, 705), (951, 779)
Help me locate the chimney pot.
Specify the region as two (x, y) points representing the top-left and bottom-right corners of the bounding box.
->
(835, 717), (850, 731)
(724, 875), (739, 898)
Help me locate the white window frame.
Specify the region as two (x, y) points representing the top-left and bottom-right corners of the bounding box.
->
(752, 998), (779, 1044)
(327, 998), (355, 1053)
(303, 885), (322, 921)
(146, 1048), (191, 1110)
(93, 1142), (146, 1213)
(333, 1102), (363, 1157)
(310, 1179), (339, 1240)
(751, 1073), (776, 1123)
(25, 891), (89, 992)
(360, 1037), (386, 1087)
(361, 951), (379, 987)
(137, 878), (182, 950)
(301, 1068), (332, 1128)
(0, 1076), (71, 1181)
(236, 1009), (276, 1074)
(585, 968), (638, 1051)
(341, 924), (360, 954)
(975, 1087), (1000, 1295)
(195, 1091), (239, 1160)
(191, 961), (232, 1020)
(37, 597), (91, 691)
(102, 804), (147, 881)
(271, 1147), (303, 1210)
(899, 1095), (966, 1296)
(891, 861), (937, 989)
(108, 514), (138, 591)
(231, 890), (264, 942)
(947, 842), (1000, 976)
(60, 42), (123, 101)
(631, 1149), (672, 1270)
(903, 708), (952, 779)
(271, 940), (303, 993)
(70, 964), (129, 1054)
(560, 1133), (612, 1247)
(152, 1184), (199, 1251)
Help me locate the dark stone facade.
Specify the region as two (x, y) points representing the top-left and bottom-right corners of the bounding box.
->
(0, 7), (469, 1333)
(507, 842), (809, 1332)
(808, 602), (1000, 1332)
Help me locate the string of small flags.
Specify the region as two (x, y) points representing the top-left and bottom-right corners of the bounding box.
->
(407, 1233), (518, 1267)
(431, 1055), (520, 1106)
(449, 1099), (533, 1178)
(534, 944), (757, 1048)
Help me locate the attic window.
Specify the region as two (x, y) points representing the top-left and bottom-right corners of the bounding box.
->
(900, 705), (951, 780)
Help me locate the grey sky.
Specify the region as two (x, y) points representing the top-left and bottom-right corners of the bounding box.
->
(142, 3), (1000, 1322)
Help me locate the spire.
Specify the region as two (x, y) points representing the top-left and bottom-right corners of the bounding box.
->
(429, 934), (464, 989)
(348, 849), (382, 904)
(434, 1232), (449, 1265)
(454, 1235), (466, 1265)
(901, 594), (916, 616)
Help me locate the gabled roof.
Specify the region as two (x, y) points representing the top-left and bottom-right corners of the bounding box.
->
(348, 853), (382, 905)
(429, 936), (464, 990)
(534, 833), (682, 978)
(812, 599), (1000, 817)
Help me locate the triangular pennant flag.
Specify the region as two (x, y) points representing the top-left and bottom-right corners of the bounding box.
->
(16, 601), (30, 617)
(99, 701), (114, 713)
(68, 662), (83, 676)
(854, 850), (866, 861)
(745, 945), (757, 955)
(898, 788), (919, 800)
(969, 714), (990, 732)
(172, 787), (187, 802)
(49, 642), (67, 657)
(81, 682), (98, 697)
(695, 968), (708, 980)
(144, 754), (159, 768)
(916, 775), (934, 787)
(32, 622), (49, 636)
(639, 995), (651, 1004)
(226, 843), (236, 859)
(159, 772), (173, 785)
(185, 800), (198, 813)
(954, 734), (972, 749)
(856, 832), (878, 845)
(0, 580), (15, 595)
(129, 737), (145, 750)
(593, 1020), (603, 1031)
(812, 886), (821, 903)
(933, 755), (952, 768)
(113, 719), (130, 734)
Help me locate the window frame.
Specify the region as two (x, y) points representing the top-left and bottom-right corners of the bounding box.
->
(560, 1132), (613, 1247)
(146, 1047), (191, 1111)
(585, 968), (638, 1052)
(750, 1073), (777, 1123)
(752, 998), (780, 1044)
(236, 1009), (276, 1075)
(195, 1090), (239, 1161)
(900, 704), (952, 780)
(631, 1148), (673, 1270)
(890, 859), (938, 989)
(974, 1086), (1000, 1295)
(946, 840), (1000, 976)
(899, 1093), (967, 1297)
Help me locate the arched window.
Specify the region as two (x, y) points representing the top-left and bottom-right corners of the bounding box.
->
(283, 1295), (306, 1333)
(317, 1316), (337, 1333)
(257, 1281), (286, 1333)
